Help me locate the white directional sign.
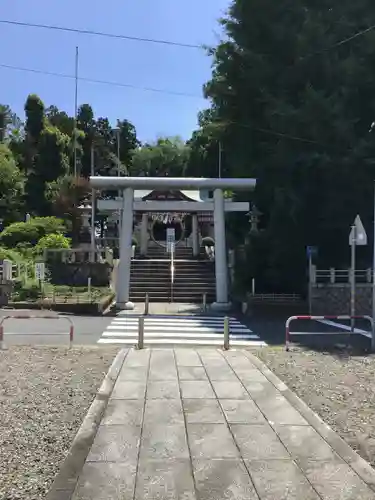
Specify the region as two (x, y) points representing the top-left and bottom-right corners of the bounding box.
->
(166, 228), (175, 253)
(35, 262), (45, 281)
(349, 215), (367, 246)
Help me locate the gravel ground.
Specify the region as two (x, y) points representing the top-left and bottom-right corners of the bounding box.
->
(256, 346), (375, 467)
(0, 346), (119, 500)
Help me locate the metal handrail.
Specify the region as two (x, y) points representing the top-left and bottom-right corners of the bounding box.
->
(170, 243), (175, 302)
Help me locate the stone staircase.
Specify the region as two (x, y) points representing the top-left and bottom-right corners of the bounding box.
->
(138, 242), (206, 260)
(129, 244), (216, 303)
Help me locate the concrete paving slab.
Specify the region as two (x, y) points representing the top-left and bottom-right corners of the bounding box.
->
(203, 366), (238, 381)
(187, 423), (240, 458)
(180, 380), (216, 399)
(274, 424), (339, 461)
(117, 366), (148, 381)
(101, 399), (144, 426)
(148, 367), (178, 381)
(140, 423), (189, 459)
(150, 349), (175, 369)
(230, 423), (290, 460)
(220, 399), (266, 424)
(256, 394), (309, 426)
(111, 380), (147, 399)
(134, 459), (196, 500)
(72, 462), (137, 500)
(242, 380), (281, 402)
(86, 424), (141, 462)
(223, 351), (257, 370)
(300, 457), (375, 500)
(244, 459), (320, 500)
(144, 399), (184, 425)
(211, 380), (249, 399)
(174, 349), (202, 366)
(183, 399), (226, 424)
(146, 380), (180, 399)
(177, 366), (207, 380)
(193, 459), (258, 500)
(233, 368), (269, 383)
(123, 349), (150, 367)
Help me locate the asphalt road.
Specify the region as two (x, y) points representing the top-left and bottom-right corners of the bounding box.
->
(0, 308), (372, 350)
(0, 309), (112, 347)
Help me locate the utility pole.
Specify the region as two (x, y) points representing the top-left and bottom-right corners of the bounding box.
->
(73, 46), (79, 177)
(372, 183), (375, 350)
(218, 141), (222, 178)
(117, 129), (121, 176)
(90, 145), (95, 262)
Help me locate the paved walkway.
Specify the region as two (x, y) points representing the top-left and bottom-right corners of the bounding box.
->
(71, 348), (375, 499)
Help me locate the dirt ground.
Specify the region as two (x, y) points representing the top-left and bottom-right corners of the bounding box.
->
(0, 346), (119, 500)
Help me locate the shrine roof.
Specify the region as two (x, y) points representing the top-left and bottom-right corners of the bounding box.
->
(134, 189), (207, 202)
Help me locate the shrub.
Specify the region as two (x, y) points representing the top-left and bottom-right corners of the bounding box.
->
(0, 222), (40, 247)
(30, 216), (67, 237)
(202, 236), (215, 247)
(0, 217), (67, 249)
(0, 246), (24, 262)
(12, 279), (42, 302)
(132, 236), (138, 246)
(36, 233), (71, 252)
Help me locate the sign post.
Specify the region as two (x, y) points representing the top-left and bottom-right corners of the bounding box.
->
(166, 228), (175, 253)
(306, 246), (317, 315)
(349, 215), (367, 333)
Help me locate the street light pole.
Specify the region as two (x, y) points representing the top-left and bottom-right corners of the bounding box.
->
(73, 46), (79, 177)
(372, 183), (375, 350)
(218, 141), (222, 178)
(117, 129), (121, 177)
(350, 224), (356, 334)
(90, 145), (95, 263)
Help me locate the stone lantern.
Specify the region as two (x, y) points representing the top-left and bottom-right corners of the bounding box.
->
(78, 198), (93, 261)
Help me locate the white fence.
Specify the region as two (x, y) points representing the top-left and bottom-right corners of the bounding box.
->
(0, 261), (33, 282)
(312, 266), (373, 284)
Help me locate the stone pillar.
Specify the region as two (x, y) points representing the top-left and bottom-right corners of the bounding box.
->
(116, 187), (134, 310)
(212, 189), (230, 311)
(140, 213), (148, 256)
(192, 213), (199, 257)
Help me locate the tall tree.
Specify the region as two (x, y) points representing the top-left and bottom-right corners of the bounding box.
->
(201, 0), (375, 292)
(23, 95), (71, 215)
(131, 137), (190, 177)
(0, 143), (24, 224)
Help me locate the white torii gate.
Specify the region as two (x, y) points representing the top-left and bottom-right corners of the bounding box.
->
(90, 176), (256, 311)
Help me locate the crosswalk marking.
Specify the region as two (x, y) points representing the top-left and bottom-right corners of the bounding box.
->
(98, 315), (266, 346)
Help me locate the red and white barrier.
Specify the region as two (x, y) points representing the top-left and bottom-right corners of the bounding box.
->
(0, 314), (74, 349)
(285, 315), (374, 351)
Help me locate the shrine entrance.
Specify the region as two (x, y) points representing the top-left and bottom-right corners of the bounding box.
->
(151, 219), (183, 244)
(93, 176), (256, 311)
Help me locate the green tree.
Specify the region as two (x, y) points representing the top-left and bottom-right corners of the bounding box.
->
(199, 0), (375, 292)
(131, 136), (190, 177)
(0, 143), (25, 224)
(46, 175), (90, 242)
(22, 95), (71, 215)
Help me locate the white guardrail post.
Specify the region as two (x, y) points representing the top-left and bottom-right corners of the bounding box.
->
(285, 315), (374, 352)
(0, 314), (74, 350)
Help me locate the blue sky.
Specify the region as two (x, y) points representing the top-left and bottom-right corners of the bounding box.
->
(1, 0), (229, 142)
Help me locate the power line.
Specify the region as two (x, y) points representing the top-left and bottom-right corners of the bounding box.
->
(2, 17), (375, 57)
(0, 19), (203, 49)
(300, 22), (375, 60)
(0, 62), (204, 99)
